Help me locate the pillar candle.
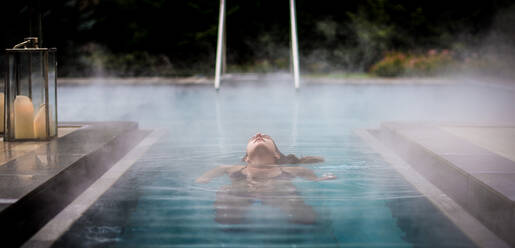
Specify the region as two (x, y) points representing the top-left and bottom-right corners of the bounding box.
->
(34, 104), (48, 139)
(14, 95), (35, 139)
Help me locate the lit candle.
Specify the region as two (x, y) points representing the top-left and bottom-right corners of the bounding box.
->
(0, 93), (4, 133)
(14, 95), (35, 139)
(34, 104), (48, 139)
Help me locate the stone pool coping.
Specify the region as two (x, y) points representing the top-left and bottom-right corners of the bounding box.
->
(363, 122), (515, 247)
(58, 75), (458, 86)
(0, 121), (150, 248)
(22, 129), (164, 248)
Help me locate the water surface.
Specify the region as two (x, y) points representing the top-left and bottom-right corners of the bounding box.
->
(53, 81), (513, 247)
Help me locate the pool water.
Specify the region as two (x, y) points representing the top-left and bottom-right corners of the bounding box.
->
(51, 81), (512, 247)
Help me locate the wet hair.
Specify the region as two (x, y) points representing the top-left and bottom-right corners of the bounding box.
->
(242, 140), (324, 165)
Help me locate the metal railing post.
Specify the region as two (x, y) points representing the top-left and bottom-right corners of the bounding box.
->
(215, 0), (300, 89)
(214, 0), (226, 90)
(290, 0), (300, 89)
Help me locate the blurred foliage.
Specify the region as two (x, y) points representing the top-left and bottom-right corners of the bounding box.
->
(1, 0), (514, 77)
(370, 50), (454, 77)
(369, 52), (407, 77)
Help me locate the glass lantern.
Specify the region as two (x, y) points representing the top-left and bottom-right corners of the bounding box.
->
(0, 55), (4, 135)
(4, 37), (57, 141)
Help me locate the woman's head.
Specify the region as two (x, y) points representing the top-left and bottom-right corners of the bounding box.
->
(244, 133), (281, 165)
(242, 133), (324, 165)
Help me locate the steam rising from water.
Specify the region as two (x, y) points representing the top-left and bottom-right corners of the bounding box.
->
(50, 4), (515, 247)
(52, 77), (515, 247)
(59, 77), (515, 127)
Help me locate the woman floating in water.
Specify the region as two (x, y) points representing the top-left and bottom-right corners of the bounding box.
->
(196, 133), (335, 224)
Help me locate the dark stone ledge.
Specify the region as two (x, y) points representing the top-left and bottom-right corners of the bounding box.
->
(370, 122), (515, 247)
(0, 122), (150, 248)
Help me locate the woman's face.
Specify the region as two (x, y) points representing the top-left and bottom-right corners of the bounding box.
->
(245, 133), (280, 163)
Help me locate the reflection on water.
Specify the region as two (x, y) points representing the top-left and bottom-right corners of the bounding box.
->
(50, 82), (504, 247)
(208, 166), (319, 225)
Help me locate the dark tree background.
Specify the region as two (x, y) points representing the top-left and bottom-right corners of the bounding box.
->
(1, 0), (514, 77)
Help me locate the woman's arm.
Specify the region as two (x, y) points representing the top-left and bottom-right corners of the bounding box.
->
(195, 166), (230, 184)
(279, 154), (324, 164)
(298, 156), (325, 164)
(282, 167), (336, 181)
(195, 165), (243, 184)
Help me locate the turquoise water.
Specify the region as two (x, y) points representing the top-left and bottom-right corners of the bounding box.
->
(51, 81), (510, 247)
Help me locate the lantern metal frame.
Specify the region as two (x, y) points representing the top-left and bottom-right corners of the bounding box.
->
(4, 37), (57, 141)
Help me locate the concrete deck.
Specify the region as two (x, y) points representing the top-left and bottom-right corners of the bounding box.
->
(0, 127), (79, 209)
(442, 126), (515, 162)
(0, 122), (150, 248)
(366, 122), (515, 247)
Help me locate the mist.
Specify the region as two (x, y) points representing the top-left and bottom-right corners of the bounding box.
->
(4, 1), (515, 247)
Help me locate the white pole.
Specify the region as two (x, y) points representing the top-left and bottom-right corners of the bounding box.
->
(222, 20), (227, 74)
(214, 0), (225, 90)
(290, 0), (300, 89)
